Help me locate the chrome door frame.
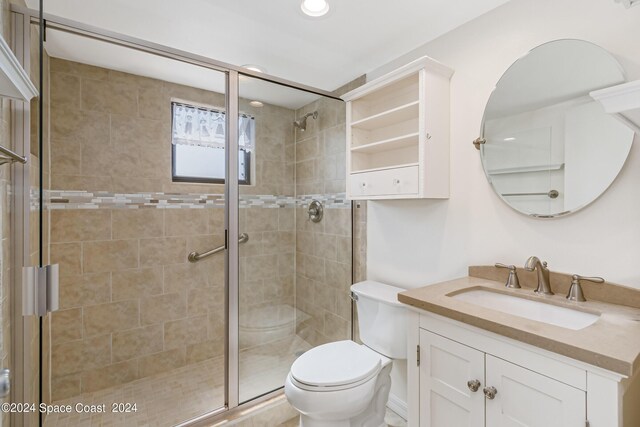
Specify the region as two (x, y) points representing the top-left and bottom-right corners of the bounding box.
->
(10, 4), (343, 425)
(9, 10), (37, 427)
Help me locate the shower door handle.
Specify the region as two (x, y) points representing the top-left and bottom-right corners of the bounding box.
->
(188, 233), (249, 262)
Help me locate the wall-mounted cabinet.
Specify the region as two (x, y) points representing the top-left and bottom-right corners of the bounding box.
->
(342, 57), (453, 200)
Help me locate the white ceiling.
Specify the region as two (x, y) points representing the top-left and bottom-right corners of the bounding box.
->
(29, 0), (511, 107)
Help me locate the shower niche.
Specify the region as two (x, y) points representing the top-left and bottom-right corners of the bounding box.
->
(343, 56), (453, 200)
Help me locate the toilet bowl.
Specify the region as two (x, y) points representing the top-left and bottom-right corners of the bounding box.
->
(285, 281), (407, 427)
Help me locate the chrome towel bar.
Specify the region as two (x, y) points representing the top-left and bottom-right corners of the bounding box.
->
(0, 144), (27, 165)
(188, 233), (249, 263)
(501, 190), (559, 199)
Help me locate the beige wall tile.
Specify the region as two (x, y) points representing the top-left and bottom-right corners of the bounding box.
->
(165, 209), (209, 236)
(81, 360), (138, 393)
(50, 242), (82, 276)
(137, 348), (185, 378)
(51, 210), (111, 242)
(51, 308), (83, 343)
(244, 208), (279, 232)
(83, 239), (139, 273)
(83, 299), (139, 336)
(59, 272), (111, 309)
(140, 292), (186, 325)
(52, 334), (111, 376)
(51, 58), (109, 80)
(50, 139), (81, 176)
(112, 209), (164, 239)
(81, 78), (137, 115)
(50, 72), (80, 109)
(51, 374), (81, 402)
(187, 287), (223, 316)
(164, 315), (208, 350)
(51, 174), (113, 192)
(186, 340), (223, 364)
(323, 208), (351, 236)
(51, 108), (110, 145)
(112, 324), (163, 363)
(164, 263), (211, 293)
(139, 237), (185, 268)
(112, 268), (163, 301)
(242, 254), (279, 280)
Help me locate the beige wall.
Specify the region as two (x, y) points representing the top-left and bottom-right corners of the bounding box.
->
(47, 59), (296, 400)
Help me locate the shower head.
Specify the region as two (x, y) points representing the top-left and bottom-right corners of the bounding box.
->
(293, 111), (318, 131)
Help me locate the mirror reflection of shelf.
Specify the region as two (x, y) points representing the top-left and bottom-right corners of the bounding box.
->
(487, 163), (564, 175)
(591, 79), (640, 133)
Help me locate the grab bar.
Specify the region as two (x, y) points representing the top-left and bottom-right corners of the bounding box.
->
(188, 233), (249, 263)
(0, 145), (27, 165)
(502, 190), (559, 199)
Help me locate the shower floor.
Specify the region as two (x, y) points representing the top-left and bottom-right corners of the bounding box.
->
(44, 335), (312, 427)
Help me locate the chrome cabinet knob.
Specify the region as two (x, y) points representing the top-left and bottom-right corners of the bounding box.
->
(483, 386), (497, 400)
(393, 179), (400, 185)
(467, 379), (481, 392)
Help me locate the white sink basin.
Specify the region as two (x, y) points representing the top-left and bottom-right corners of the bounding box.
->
(451, 289), (600, 330)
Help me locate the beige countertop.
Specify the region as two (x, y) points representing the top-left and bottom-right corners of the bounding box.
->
(398, 275), (640, 377)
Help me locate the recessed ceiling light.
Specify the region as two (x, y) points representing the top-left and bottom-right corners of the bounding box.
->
(301, 0), (329, 17)
(242, 64), (266, 73)
(249, 101), (264, 108)
(503, 137), (516, 141)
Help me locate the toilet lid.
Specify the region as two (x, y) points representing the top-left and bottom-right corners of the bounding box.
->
(290, 340), (381, 388)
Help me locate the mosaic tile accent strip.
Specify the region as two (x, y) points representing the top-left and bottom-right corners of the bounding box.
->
(41, 190), (350, 210)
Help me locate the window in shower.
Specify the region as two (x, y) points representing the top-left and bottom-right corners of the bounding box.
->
(172, 101), (254, 184)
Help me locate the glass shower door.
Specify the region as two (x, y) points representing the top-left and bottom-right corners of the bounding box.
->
(237, 75), (352, 403)
(39, 25), (230, 426)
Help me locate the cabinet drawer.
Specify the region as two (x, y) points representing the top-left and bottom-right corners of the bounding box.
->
(350, 166), (419, 197)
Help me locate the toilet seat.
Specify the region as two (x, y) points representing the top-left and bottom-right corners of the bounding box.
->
(290, 340), (385, 392)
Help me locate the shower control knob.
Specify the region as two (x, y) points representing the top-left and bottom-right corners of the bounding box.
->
(467, 379), (481, 392)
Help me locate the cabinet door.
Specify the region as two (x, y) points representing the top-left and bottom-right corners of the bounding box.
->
(485, 355), (586, 427)
(419, 330), (484, 427)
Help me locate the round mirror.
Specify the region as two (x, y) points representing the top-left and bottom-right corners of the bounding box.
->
(479, 39), (634, 218)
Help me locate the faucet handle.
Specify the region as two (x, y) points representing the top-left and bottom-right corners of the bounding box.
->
(566, 274), (604, 302)
(495, 263), (521, 289)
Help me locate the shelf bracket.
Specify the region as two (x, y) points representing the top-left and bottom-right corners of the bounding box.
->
(473, 137), (486, 150)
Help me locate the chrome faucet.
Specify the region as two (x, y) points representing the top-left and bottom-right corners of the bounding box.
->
(524, 256), (554, 295)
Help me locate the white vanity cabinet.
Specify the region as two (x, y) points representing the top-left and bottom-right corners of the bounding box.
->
(407, 310), (638, 427)
(342, 56), (453, 200)
(420, 329), (585, 427)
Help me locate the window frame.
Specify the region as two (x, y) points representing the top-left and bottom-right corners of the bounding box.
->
(170, 101), (253, 185)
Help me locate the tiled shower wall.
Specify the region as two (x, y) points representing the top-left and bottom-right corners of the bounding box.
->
(294, 77), (365, 347)
(47, 58), (296, 400)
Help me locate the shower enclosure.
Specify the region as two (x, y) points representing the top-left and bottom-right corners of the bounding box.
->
(8, 5), (355, 426)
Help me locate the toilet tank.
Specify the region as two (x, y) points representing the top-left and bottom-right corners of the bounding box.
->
(351, 281), (407, 359)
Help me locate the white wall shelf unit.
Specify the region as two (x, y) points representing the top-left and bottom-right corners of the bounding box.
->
(343, 56), (454, 200)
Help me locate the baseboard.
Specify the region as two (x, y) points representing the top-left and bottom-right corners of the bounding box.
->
(387, 393), (407, 420)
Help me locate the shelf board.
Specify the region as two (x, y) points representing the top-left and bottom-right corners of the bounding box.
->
(487, 163), (565, 175)
(351, 162), (419, 175)
(351, 101), (419, 130)
(351, 133), (419, 154)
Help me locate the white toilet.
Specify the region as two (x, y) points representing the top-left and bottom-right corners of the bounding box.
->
(285, 281), (407, 427)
